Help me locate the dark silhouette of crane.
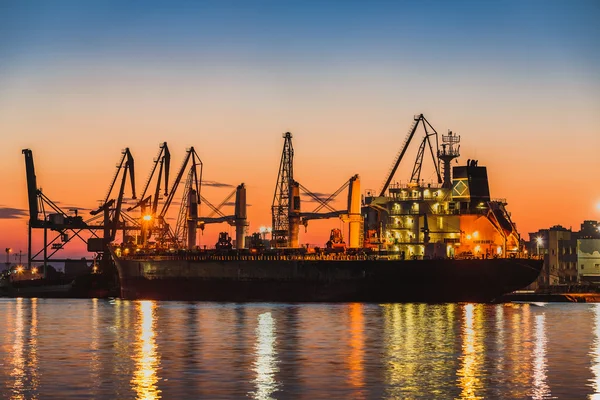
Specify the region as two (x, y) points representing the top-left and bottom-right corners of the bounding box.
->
(270, 133), (362, 248)
(271, 132), (294, 248)
(379, 114), (443, 197)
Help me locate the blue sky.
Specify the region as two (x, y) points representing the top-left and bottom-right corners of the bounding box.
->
(1, 1), (598, 76)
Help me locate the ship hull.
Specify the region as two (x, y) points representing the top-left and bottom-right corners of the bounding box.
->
(114, 257), (542, 303)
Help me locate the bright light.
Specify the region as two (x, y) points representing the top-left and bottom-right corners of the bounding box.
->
(536, 237), (543, 245)
(497, 246), (502, 255)
(31, 267), (38, 274)
(473, 231), (479, 239)
(143, 215), (152, 221)
(466, 234), (472, 240)
(16, 265), (24, 273)
(475, 245), (481, 253)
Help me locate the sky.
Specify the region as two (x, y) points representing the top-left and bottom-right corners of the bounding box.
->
(0, 0), (599, 260)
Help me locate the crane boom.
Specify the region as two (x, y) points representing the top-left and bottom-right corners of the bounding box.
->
(22, 149), (40, 226)
(160, 147), (201, 218)
(128, 142), (170, 214)
(379, 114), (423, 196)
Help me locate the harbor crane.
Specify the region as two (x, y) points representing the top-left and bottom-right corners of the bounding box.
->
(90, 148), (137, 242)
(22, 148), (138, 273)
(271, 132), (362, 249)
(185, 183), (248, 249)
(379, 114), (452, 197)
(127, 142), (171, 246)
(127, 142), (170, 217)
(151, 146), (203, 248)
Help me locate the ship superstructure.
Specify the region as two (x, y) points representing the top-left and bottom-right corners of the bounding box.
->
(364, 114), (520, 260)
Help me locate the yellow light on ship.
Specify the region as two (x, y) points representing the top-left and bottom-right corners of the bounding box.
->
(16, 265), (24, 273)
(466, 234), (472, 240)
(143, 215), (152, 221)
(31, 267), (38, 274)
(497, 246), (502, 255)
(473, 231), (479, 239)
(475, 245), (481, 253)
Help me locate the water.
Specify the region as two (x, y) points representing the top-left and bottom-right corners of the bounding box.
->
(0, 299), (598, 399)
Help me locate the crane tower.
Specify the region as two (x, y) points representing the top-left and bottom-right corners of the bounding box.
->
(271, 132), (294, 247)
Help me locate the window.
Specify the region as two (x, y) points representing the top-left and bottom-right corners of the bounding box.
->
(582, 264), (585, 270)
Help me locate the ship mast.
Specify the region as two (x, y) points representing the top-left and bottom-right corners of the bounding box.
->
(438, 130), (460, 188)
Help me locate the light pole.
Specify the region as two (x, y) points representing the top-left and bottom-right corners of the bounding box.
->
(4, 248), (11, 266)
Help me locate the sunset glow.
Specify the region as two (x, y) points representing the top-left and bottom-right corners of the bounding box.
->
(1, 1), (599, 258)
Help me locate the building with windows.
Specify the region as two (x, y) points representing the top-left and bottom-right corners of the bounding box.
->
(527, 221), (600, 288)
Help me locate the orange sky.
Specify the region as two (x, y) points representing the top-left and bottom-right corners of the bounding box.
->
(1, 1), (599, 260)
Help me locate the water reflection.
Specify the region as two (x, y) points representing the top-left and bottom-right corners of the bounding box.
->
(383, 304), (458, 398)
(28, 298), (39, 399)
(10, 298), (25, 400)
(457, 304), (484, 400)
(90, 298), (100, 393)
(132, 300), (161, 400)
(251, 312), (279, 400)
(531, 313), (550, 399)
(347, 303), (365, 390)
(510, 304), (533, 394)
(591, 304), (600, 399)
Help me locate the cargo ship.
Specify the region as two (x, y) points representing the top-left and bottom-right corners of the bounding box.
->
(109, 114), (542, 302)
(112, 249), (541, 302)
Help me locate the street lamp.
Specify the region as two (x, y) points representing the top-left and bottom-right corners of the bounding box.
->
(536, 237), (543, 257)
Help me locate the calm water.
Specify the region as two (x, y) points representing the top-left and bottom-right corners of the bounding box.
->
(1, 299), (599, 399)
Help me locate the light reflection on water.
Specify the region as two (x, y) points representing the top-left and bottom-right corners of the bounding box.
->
(457, 303), (483, 400)
(251, 312), (279, 400)
(10, 297), (25, 400)
(531, 313), (550, 399)
(1, 300), (600, 399)
(132, 300), (161, 400)
(591, 304), (600, 400)
(347, 303), (364, 391)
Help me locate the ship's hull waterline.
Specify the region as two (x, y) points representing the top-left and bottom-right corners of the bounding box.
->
(113, 256), (542, 303)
